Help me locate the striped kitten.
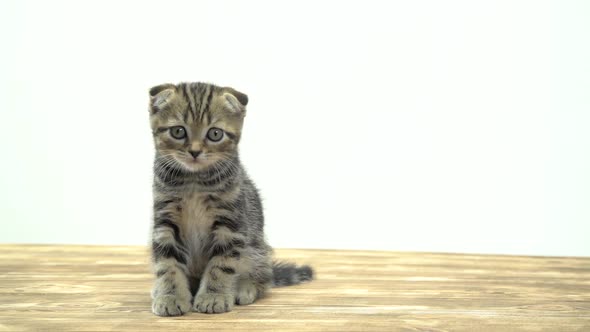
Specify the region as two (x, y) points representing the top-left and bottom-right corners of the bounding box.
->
(148, 82), (313, 316)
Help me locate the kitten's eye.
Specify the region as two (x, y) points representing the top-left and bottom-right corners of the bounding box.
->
(206, 127), (224, 142)
(170, 126), (187, 139)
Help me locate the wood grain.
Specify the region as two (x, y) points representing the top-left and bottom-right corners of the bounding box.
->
(0, 244), (588, 331)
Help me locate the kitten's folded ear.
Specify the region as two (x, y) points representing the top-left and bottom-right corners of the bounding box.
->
(224, 87), (248, 106)
(223, 87), (248, 115)
(149, 83), (176, 114)
(149, 83), (175, 97)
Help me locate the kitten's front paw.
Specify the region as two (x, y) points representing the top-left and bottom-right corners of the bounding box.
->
(152, 294), (191, 316)
(193, 293), (234, 314)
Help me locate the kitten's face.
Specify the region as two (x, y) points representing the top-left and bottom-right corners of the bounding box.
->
(148, 83), (248, 172)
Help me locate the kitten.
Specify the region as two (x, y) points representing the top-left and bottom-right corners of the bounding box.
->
(148, 82), (313, 316)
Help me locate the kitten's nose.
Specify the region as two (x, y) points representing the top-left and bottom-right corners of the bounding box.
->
(189, 150), (201, 159)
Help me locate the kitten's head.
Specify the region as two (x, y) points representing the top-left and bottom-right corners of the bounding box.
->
(148, 82), (248, 172)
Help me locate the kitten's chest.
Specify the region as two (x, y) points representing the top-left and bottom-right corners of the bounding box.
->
(180, 192), (215, 276)
(181, 193), (215, 236)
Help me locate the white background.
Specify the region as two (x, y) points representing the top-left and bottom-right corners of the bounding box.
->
(1, 1), (588, 256)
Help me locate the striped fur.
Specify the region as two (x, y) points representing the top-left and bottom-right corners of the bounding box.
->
(148, 82), (313, 316)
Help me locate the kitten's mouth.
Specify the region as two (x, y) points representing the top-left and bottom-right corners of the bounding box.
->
(172, 154), (222, 173)
(175, 156), (205, 172)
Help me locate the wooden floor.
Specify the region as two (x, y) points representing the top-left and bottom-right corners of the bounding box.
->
(0, 245), (589, 331)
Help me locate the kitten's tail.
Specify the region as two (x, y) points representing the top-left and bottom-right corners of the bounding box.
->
(271, 261), (314, 287)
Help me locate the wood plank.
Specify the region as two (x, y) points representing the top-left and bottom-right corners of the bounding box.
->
(0, 244), (588, 331)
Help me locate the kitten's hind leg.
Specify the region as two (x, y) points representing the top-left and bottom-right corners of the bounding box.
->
(235, 278), (258, 305)
(236, 261), (273, 305)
